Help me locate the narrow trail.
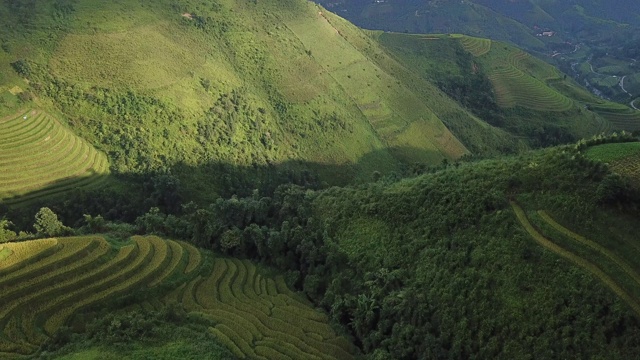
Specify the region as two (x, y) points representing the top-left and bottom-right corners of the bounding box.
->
(620, 75), (631, 95)
(538, 210), (640, 289)
(510, 201), (640, 317)
(632, 98), (639, 111)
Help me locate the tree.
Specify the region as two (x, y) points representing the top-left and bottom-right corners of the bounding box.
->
(34, 207), (70, 237)
(0, 219), (17, 243)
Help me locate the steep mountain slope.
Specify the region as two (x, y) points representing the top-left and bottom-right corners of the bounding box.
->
(316, 0), (640, 108)
(374, 32), (637, 145)
(0, 0), (529, 203)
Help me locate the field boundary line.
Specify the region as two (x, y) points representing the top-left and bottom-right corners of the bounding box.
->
(538, 210), (640, 288)
(510, 201), (640, 317)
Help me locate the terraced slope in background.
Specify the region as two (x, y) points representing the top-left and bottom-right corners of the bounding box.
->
(452, 34), (640, 131)
(375, 32), (612, 141)
(0, 109), (110, 206)
(0, 236), (355, 359)
(588, 103), (640, 132)
(471, 41), (575, 112)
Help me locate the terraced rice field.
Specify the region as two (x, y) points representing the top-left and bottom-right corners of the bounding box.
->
(0, 236), (202, 357)
(511, 202), (640, 318)
(488, 66), (574, 111)
(0, 236), (356, 359)
(586, 142), (640, 187)
(585, 102), (640, 131)
(0, 109), (110, 206)
(172, 258), (357, 360)
(457, 35), (492, 57)
(594, 110), (640, 131)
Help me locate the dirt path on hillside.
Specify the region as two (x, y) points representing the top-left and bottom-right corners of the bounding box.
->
(510, 201), (640, 317)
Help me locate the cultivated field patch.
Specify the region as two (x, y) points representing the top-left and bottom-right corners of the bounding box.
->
(0, 110), (110, 206)
(458, 35), (492, 57)
(488, 65), (573, 111)
(586, 142), (640, 187)
(0, 236), (355, 358)
(182, 257), (357, 359)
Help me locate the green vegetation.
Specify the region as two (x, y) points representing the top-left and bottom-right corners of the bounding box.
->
(3, 0), (640, 359)
(0, 0), (507, 202)
(0, 110), (110, 206)
(586, 142), (640, 163)
(377, 32), (607, 147)
(512, 202), (640, 316)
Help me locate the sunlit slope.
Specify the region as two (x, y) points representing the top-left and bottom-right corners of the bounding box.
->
(478, 42), (575, 111)
(0, 0), (494, 189)
(161, 258), (357, 359)
(0, 236), (356, 359)
(0, 109), (109, 206)
(280, 3), (467, 161)
(470, 37), (640, 131)
(375, 32), (606, 142)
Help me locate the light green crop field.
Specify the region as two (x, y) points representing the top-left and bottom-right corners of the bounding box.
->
(586, 142), (640, 187)
(585, 142), (640, 163)
(0, 109), (110, 206)
(487, 65), (573, 110)
(478, 45), (574, 112)
(0, 235), (356, 359)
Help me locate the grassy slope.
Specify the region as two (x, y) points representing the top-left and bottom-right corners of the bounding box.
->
(0, 0), (530, 202)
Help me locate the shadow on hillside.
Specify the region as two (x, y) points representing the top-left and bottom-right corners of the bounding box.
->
(1, 146), (447, 229)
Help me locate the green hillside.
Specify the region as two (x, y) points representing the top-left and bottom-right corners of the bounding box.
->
(0, 0), (529, 204)
(0, 0), (626, 205)
(0, 235), (357, 359)
(376, 32), (617, 145)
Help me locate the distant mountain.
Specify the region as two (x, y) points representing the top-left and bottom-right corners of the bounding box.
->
(316, 0), (640, 47)
(317, 0), (640, 110)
